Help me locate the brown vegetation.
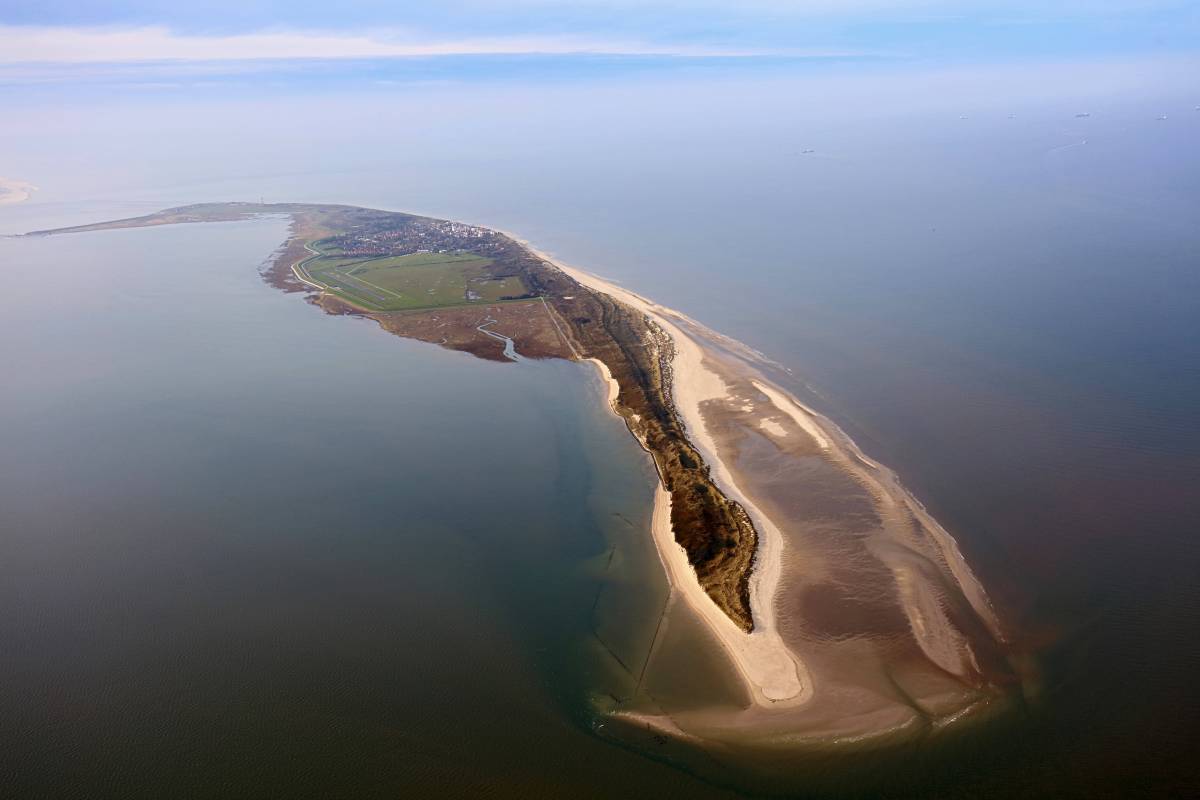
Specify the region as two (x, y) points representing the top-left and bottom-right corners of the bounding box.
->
(323, 295), (574, 362)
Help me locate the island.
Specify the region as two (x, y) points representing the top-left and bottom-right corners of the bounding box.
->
(29, 203), (1020, 758)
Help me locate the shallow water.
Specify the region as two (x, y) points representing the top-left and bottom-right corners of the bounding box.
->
(0, 221), (744, 798)
(2, 62), (1199, 796)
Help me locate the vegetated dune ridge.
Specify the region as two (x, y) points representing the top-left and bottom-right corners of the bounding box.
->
(516, 242), (1022, 754)
(27, 203), (1022, 754)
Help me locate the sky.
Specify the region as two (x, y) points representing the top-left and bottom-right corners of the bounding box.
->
(1, 1), (1197, 68)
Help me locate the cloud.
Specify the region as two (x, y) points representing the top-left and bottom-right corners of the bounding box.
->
(0, 24), (861, 63)
(0, 177), (38, 205)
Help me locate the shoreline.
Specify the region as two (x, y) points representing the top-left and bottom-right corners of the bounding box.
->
(514, 235), (813, 707)
(581, 352), (812, 708)
(30, 204), (1015, 743)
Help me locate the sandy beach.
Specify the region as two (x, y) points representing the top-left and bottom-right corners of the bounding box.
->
(512, 234), (1014, 740)
(563, 261), (812, 706)
(583, 345), (812, 707)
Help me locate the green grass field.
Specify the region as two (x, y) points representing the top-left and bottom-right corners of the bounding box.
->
(300, 248), (531, 311)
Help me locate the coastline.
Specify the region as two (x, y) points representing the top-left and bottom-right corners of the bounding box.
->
(29, 203), (1017, 748)
(510, 232), (1013, 733)
(542, 249), (813, 707)
(580, 347), (812, 708)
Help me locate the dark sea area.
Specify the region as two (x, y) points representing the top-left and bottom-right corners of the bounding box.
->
(1, 63), (1198, 797)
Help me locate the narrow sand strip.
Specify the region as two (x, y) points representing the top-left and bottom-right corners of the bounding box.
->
(585, 356), (810, 706)
(587, 358), (620, 412)
(750, 379), (831, 451)
(542, 252), (811, 707)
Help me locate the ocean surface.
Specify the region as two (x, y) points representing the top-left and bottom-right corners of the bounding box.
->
(2, 60), (1199, 797)
(0, 221), (736, 798)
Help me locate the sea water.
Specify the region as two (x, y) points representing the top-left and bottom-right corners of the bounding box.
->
(3, 61), (1199, 797)
(0, 220), (744, 798)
